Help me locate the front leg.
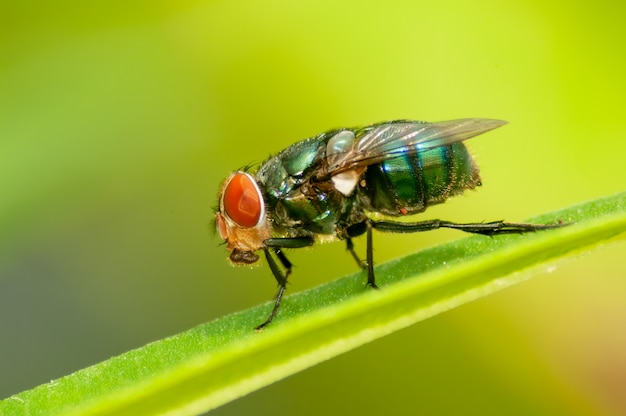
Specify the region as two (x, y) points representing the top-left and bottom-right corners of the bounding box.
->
(256, 236), (314, 330)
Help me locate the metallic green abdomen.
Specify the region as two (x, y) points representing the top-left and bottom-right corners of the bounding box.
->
(361, 142), (480, 216)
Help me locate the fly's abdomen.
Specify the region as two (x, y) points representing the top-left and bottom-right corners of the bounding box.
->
(361, 142), (480, 216)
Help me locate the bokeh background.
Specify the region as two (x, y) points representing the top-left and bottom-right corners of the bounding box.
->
(1, 1), (625, 414)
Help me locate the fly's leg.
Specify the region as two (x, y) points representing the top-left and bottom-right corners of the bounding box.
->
(345, 221), (380, 288)
(256, 247), (291, 331)
(256, 237), (314, 330)
(363, 219), (566, 290)
(365, 222), (379, 289)
(346, 237), (366, 270)
(371, 219), (567, 235)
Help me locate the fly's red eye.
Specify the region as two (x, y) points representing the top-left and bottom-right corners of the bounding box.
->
(223, 173), (262, 227)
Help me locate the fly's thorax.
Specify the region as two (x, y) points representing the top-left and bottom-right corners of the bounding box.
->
(255, 136), (351, 237)
(257, 138), (326, 188)
(216, 171), (272, 264)
(360, 142), (481, 216)
(271, 185), (354, 236)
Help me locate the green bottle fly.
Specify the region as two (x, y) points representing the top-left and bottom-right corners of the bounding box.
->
(215, 119), (564, 329)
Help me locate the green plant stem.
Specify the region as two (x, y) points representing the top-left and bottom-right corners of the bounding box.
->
(1, 192), (625, 416)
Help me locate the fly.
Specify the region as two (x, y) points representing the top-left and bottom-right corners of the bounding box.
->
(215, 118), (564, 330)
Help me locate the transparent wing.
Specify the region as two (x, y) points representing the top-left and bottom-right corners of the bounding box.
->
(324, 118), (507, 176)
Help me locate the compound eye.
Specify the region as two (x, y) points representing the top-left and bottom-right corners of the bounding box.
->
(222, 173), (263, 227)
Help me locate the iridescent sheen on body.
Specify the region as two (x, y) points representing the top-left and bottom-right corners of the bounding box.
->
(256, 121), (482, 240)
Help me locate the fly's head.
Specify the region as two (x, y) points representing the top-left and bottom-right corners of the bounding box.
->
(216, 171), (272, 265)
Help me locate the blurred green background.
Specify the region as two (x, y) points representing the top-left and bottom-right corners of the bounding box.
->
(1, 1), (625, 414)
